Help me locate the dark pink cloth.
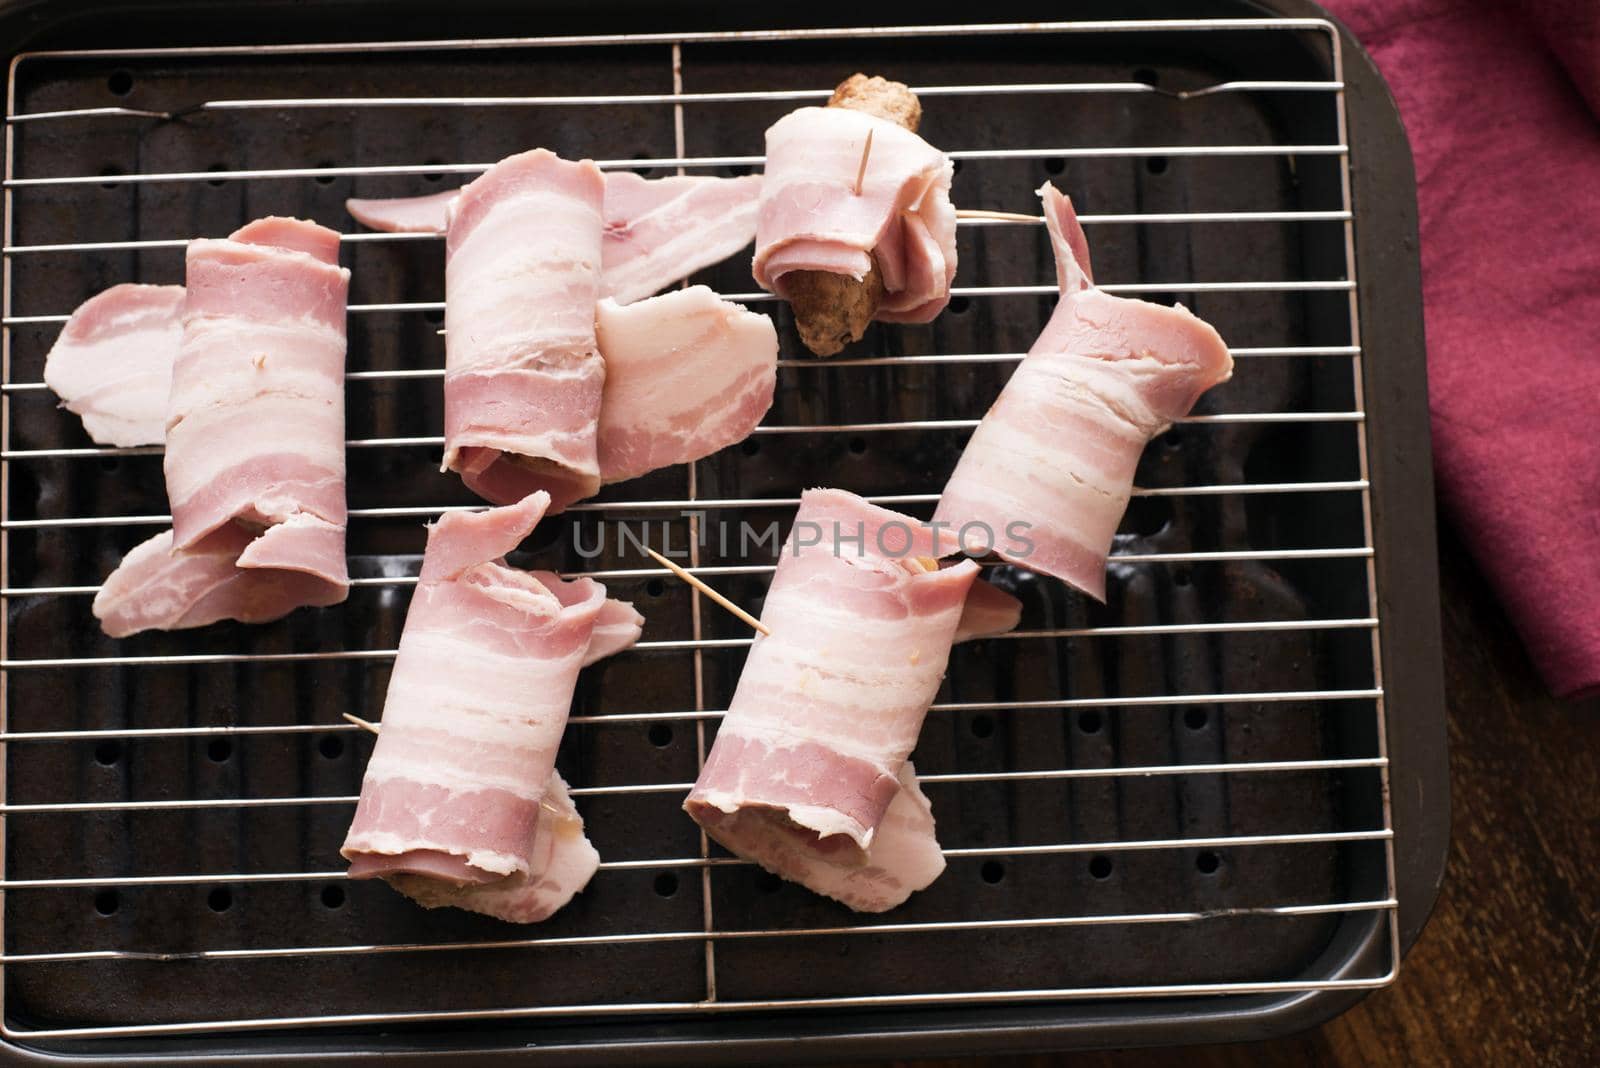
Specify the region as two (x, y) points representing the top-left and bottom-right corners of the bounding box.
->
(1326, 0), (1600, 698)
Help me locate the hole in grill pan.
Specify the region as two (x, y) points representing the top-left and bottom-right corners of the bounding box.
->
(207, 887), (233, 912)
(740, 438), (761, 456)
(1146, 156), (1170, 175)
(648, 724), (673, 748)
(93, 741), (120, 766)
(1089, 855), (1114, 880)
(970, 713), (995, 738)
(1132, 67), (1160, 86)
(758, 872), (783, 894)
(314, 163), (338, 185)
(422, 158), (446, 183)
(92, 890), (119, 916)
(205, 163), (228, 187)
(1173, 568), (1193, 588)
(653, 873), (679, 898)
(423, 307), (445, 324)
(1196, 851), (1222, 875)
(1123, 496), (1172, 537)
(948, 296), (971, 314)
(206, 738), (232, 762)
(1044, 157), (1066, 175)
(1184, 707), (1210, 731)
(847, 436), (867, 455)
(98, 165), (123, 190)
(645, 579), (665, 598)
(318, 735), (344, 759)
(106, 70), (133, 96)
(980, 861), (1006, 884)
(321, 885), (346, 909)
(1077, 711), (1103, 734)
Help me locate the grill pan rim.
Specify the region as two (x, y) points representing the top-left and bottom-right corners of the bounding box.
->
(0, 0), (1448, 1060)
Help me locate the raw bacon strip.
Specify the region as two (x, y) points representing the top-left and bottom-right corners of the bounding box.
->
(379, 770), (601, 924)
(168, 217), (351, 562)
(754, 106), (957, 324)
(598, 172), (762, 305)
(345, 188), (461, 233)
(695, 762), (946, 915)
(92, 525), (347, 638)
(345, 172), (761, 304)
(90, 217), (352, 638)
(441, 149), (607, 509)
(594, 285), (777, 485)
(685, 488), (978, 912)
(933, 184), (1234, 601)
(342, 492), (634, 923)
(42, 284), (184, 447)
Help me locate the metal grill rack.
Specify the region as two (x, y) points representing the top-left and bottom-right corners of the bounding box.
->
(0, 14), (1404, 1054)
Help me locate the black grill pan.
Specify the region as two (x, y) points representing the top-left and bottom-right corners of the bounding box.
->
(0, 0), (1448, 1062)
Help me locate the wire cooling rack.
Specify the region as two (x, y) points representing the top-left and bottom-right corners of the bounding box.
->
(0, 16), (1397, 1047)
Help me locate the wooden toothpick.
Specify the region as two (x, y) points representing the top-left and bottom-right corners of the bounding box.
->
(954, 209), (1044, 223)
(643, 546), (772, 637)
(854, 129), (874, 196)
(343, 712), (380, 735)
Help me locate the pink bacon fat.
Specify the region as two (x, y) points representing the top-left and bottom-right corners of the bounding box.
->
(594, 285), (777, 485)
(345, 171), (761, 305)
(932, 183), (1233, 601)
(754, 107), (957, 324)
(441, 149), (607, 511)
(43, 284), (184, 447)
(342, 492), (637, 922)
(167, 217), (350, 558)
(684, 488), (980, 911)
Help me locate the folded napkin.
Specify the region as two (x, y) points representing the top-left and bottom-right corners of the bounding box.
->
(1325, 0), (1600, 698)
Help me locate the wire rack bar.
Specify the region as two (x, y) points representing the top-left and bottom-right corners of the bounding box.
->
(0, 210), (1354, 256)
(0, 688), (1386, 742)
(0, 757), (1389, 814)
(0, 618), (1381, 670)
(0, 828), (1392, 890)
(0, 896), (1395, 967)
(0, 413), (1362, 461)
(2, 143), (1346, 189)
(1, 546), (1375, 598)
(7, 79), (1346, 124)
(0, 482), (1373, 529)
(0, 278), (1353, 327)
(0, 347), (1362, 395)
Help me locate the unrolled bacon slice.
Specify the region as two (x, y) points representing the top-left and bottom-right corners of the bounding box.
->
(441, 149), (608, 509)
(685, 488), (982, 912)
(932, 184), (1234, 601)
(342, 491), (642, 923)
(43, 284), (184, 447)
(594, 285), (777, 485)
(346, 171), (762, 304)
(754, 106), (957, 327)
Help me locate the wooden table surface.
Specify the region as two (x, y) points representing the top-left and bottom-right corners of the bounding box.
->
(862, 529), (1600, 1067)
